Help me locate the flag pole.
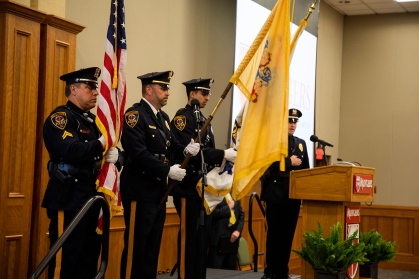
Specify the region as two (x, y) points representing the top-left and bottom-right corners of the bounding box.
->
(113, 0), (120, 143)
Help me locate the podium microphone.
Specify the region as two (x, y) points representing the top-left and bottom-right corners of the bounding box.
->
(191, 99), (201, 123)
(310, 135), (334, 147)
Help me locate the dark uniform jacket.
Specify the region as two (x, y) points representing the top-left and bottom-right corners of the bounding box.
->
(170, 104), (225, 200)
(120, 99), (185, 203)
(260, 135), (310, 203)
(209, 199), (245, 247)
(42, 101), (103, 211)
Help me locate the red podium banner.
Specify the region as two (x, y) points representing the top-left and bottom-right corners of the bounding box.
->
(353, 174), (373, 195)
(346, 205), (360, 279)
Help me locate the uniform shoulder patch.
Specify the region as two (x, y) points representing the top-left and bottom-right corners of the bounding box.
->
(173, 115), (186, 131)
(125, 110), (140, 128)
(50, 112), (68, 130)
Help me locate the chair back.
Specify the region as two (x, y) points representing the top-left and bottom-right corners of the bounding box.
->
(237, 237), (252, 270)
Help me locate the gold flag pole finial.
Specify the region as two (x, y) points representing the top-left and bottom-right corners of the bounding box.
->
(290, 0), (318, 52)
(304, 0), (318, 21)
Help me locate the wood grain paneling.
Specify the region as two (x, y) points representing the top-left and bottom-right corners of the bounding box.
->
(2, 235), (22, 279)
(0, 3), (44, 278)
(360, 205), (419, 272)
(103, 212), (125, 279)
(157, 208), (180, 275)
(290, 166), (375, 203)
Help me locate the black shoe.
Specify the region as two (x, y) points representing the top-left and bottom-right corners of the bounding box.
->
(261, 275), (272, 279)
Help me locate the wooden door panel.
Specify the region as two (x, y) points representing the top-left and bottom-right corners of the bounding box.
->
(0, 4), (44, 278)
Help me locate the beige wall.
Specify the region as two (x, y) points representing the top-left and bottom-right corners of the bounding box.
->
(5, 0), (30, 6)
(31, 0), (65, 17)
(340, 13), (419, 206)
(315, 0), (344, 163)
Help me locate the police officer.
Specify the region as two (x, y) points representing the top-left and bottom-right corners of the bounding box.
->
(42, 67), (119, 279)
(260, 108), (310, 279)
(120, 71), (200, 279)
(170, 78), (236, 279)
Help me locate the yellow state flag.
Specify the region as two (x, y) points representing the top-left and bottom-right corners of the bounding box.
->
(230, 0), (290, 201)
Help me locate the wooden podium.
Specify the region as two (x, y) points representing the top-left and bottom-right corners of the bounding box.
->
(289, 165), (375, 279)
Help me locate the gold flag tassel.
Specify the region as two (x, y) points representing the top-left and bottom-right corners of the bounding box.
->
(112, 0), (118, 89)
(112, 66), (118, 89)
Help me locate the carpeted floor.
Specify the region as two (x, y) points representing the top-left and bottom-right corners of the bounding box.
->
(378, 269), (419, 279)
(158, 268), (419, 278)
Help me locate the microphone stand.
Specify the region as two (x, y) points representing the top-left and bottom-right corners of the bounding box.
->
(320, 143), (328, 166)
(196, 115), (208, 279)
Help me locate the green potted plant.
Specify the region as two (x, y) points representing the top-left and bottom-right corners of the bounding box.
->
(293, 222), (368, 279)
(359, 229), (396, 279)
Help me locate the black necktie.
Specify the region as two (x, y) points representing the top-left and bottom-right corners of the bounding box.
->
(156, 111), (164, 128)
(289, 135), (295, 152)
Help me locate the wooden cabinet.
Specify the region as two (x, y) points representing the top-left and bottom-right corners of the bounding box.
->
(0, 2), (45, 278)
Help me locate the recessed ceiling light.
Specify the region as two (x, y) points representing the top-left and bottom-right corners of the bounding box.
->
(395, 0), (419, 2)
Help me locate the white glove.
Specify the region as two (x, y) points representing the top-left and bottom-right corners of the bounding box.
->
(98, 135), (106, 149)
(224, 148), (237, 163)
(168, 164), (186, 181)
(105, 147), (118, 163)
(184, 139), (200, 156)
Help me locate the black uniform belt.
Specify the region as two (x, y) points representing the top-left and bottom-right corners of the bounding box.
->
(269, 170), (290, 178)
(126, 154), (168, 164)
(48, 162), (96, 176)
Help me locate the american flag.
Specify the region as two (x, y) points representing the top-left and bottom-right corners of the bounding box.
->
(95, 0), (127, 232)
